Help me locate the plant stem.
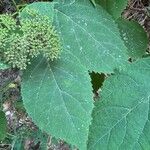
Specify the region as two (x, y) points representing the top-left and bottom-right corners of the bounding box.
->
(11, 0), (19, 12)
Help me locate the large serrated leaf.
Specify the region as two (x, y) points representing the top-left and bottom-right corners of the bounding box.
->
(21, 1), (130, 149)
(22, 55), (93, 150)
(20, 1), (128, 73)
(53, 1), (128, 73)
(88, 57), (150, 149)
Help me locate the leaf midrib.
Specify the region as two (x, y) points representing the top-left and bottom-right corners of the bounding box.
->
(54, 7), (122, 66)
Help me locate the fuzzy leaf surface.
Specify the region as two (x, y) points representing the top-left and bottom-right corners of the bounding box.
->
(53, 1), (128, 73)
(20, 2), (54, 21)
(20, 1), (128, 73)
(95, 0), (128, 19)
(117, 18), (148, 59)
(22, 55), (93, 150)
(21, 1), (130, 149)
(88, 57), (150, 149)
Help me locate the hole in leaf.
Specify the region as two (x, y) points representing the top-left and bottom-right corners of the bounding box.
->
(89, 71), (105, 101)
(128, 57), (132, 63)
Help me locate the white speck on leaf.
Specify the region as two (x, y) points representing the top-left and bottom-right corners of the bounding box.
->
(67, 45), (70, 49)
(84, 22), (87, 26)
(80, 47), (83, 50)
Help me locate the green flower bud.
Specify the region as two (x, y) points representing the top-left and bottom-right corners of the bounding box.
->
(0, 11), (61, 70)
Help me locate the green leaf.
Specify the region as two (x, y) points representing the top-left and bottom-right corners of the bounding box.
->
(88, 57), (150, 149)
(0, 62), (10, 70)
(53, 1), (128, 73)
(22, 55), (93, 150)
(20, 1), (128, 73)
(19, 2), (54, 22)
(0, 111), (7, 140)
(117, 18), (148, 59)
(13, 138), (24, 150)
(21, 1), (129, 149)
(133, 120), (150, 149)
(95, 0), (128, 19)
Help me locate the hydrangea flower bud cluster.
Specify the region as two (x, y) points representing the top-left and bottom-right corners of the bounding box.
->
(0, 11), (61, 70)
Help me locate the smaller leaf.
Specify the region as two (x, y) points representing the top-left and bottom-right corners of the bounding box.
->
(95, 0), (128, 19)
(13, 138), (24, 150)
(0, 111), (7, 141)
(117, 18), (148, 59)
(0, 62), (10, 70)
